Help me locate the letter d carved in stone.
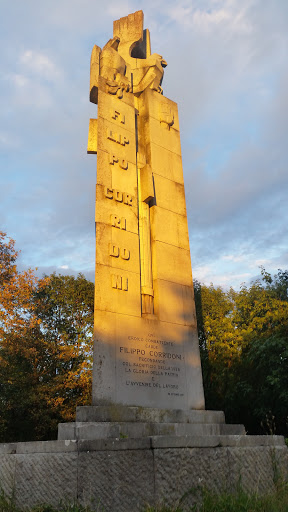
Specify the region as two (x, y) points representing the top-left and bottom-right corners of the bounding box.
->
(109, 244), (119, 257)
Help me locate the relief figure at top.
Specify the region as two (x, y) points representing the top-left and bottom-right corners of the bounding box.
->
(89, 10), (167, 102)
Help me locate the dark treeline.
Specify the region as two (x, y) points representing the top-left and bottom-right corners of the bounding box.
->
(0, 231), (287, 441)
(195, 268), (288, 436)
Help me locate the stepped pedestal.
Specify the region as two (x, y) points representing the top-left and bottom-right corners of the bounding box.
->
(58, 406), (245, 440)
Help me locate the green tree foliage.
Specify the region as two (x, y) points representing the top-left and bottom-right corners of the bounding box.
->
(195, 269), (288, 436)
(0, 232), (94, 442)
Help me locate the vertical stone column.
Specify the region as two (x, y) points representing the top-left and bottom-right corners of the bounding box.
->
(88, 11), (205, 411)
(90, 77), (141, 403)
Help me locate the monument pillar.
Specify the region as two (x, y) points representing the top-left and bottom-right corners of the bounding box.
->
(87, 10), (205, 412)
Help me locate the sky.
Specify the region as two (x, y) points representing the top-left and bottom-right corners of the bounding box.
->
(1, 0), (287, 289)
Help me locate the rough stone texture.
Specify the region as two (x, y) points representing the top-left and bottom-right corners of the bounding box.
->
(0, 438), (287, 511)
(78, 449), (154, 511)
(0, 454), (16, 497)
(154, 447), (231, 508)
(227, 446), (288, 494)
(153, 445), (288, 510)
(13, 452), (78, 508)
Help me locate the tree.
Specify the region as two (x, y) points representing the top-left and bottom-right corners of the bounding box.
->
(32, 273), (94, 427)
(195, 269), (288, 436)
(0, 232), (94, 441)
(0, 231), (47, 336)
(194, 280), (242, 411)
(0, 231), (48, 440)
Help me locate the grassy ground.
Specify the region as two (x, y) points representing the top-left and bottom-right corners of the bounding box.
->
(1, 484), (288, 512)
(144, 482), (288, 512)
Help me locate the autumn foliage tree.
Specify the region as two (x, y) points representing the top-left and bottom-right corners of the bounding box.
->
(0, 232), (94, 442)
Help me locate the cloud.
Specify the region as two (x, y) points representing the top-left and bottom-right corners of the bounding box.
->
(0, 0), (287, 292)
(19, 50), (61, 81)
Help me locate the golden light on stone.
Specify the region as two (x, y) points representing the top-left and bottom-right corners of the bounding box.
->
(88, 10), (205, 410)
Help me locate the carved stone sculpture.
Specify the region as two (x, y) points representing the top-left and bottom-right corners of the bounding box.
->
(87, 10), (205, 411)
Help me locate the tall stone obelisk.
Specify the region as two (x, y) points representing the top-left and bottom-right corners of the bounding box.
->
(88, 11), (205, 411)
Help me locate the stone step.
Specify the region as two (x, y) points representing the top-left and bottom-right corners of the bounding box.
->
(58, 420), (245, 440)
(76, 405), (226, 424)
(1, 434), (285, 455)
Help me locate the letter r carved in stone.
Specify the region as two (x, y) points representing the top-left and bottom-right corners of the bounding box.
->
(110, 215), (126, 230)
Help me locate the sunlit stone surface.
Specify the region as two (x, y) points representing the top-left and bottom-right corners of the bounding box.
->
(88, 10), (205, 412)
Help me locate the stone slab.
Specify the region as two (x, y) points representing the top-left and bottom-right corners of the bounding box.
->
(220, 424), (246, 435)
(59, 421), (233, 440)
(78, 437), (151, 452)
(98, 92), (137, 134)
(77, 448), (154, 512)
(96, 150), (138, 196)
(153, 278), (197, 326)
(152, 173), (187, 216)
(153, 446), (231, 508)
(94, 263), (141, 316)
(150, 434), (285, 449)
(0, 435), (286, 455)
(150, 206), (190, 251)
(148, 143), (184, 184)
(0, 453), (16, 497)
(97, 118), (137, 165)
(76, 405), (225, 424)
(95, 184), (139, 235)
(96, 223), (140, 274)
(14, 452), (78, 508)
(92, 311), (205, 410)
(151, 240), (193, 286)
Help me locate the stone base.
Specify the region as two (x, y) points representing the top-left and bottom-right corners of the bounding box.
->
(1, 407), (287, 510)
(0, 436), (287, 512)
(58, 406), (245, 440)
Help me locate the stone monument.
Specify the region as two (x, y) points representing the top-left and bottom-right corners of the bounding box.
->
(0, 12), (286, 512)
(88, 9), (205, 412)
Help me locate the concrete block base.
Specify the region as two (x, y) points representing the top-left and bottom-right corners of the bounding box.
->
(0, 435), (287, 512)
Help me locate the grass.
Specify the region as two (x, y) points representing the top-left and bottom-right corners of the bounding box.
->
(144, 482), (288, 512)
(0, 495), (105, 512)
(1, 484), (288, 512)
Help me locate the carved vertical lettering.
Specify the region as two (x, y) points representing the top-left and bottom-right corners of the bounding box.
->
(121, 248), (130, 260)
(109, 244), (119, 257)
(108, 154), (128, 170)
(107, 129), (114, 141)
(123, 193), (133, 206)
(111, 274), (122, 289)
(119, 159), (128, 170)
(111, 275), (128, 291)
(110, 215), (126, 230)
(111, 110), (125, 124)
(109, 154), (118, 165)
(104, 187), (113, 199)
(120, 217), (127, 230)
(107, 130), (129, 146)
(115, 190), (123, 202)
